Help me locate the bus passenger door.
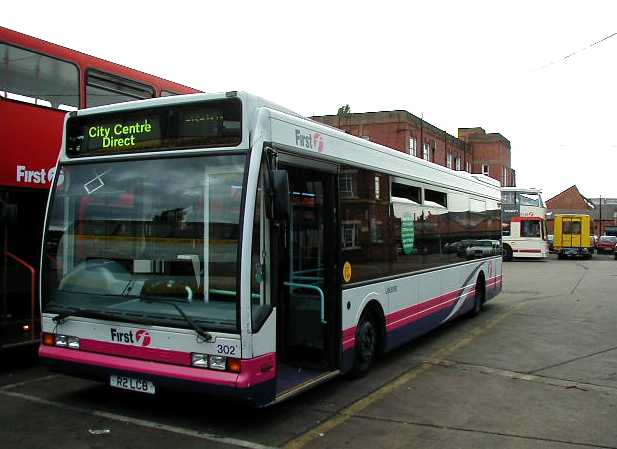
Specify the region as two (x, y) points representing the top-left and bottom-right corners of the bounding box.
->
(271, 160), (339, 394)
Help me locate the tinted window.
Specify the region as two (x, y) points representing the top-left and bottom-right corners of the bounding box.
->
(0, 44), (79, 110)
(86, 70), (154, 107)
(339, 168), (391, 283)
(392, 182), (420, 203)
(339, 165), (502, 285)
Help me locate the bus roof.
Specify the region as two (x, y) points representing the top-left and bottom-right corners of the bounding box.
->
(0, 26), (199, 95)
(65, 91), (501, 201)
(501, 187), (543, 194)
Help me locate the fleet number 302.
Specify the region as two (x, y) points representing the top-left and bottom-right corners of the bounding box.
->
(217, 344), (236, 355)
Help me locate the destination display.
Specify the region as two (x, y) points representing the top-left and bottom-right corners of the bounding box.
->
(66, 99), (242, 157)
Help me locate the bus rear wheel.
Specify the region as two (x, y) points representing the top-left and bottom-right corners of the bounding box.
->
(469, 275), (486, 317)
(349, 313), (377, 378)
(503, 245), (513, 262)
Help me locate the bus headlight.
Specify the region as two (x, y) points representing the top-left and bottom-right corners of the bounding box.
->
(51, 334), (79, 349)
(55, 335), (68, 347)
(67, 336), (80, 349)
(209, 355), (226, 371)
(191, 353), (209, 368)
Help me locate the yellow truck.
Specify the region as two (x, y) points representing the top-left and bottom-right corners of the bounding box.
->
(553, 214), (593, 259)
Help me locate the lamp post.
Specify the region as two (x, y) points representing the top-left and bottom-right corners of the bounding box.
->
(599, 195), (603, 236)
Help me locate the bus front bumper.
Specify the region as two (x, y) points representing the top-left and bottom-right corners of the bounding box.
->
(560, 247), (591, 256)
(39, 345), (276, 406)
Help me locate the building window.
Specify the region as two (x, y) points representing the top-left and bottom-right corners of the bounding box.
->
(339, 172), (356, 198)
(408, 137), (417, 156)
(447, 153), (453, 169)
(374, 176), (380, 200)
(482, 164), (490, 176)
(342, 223), (360, 249)
(456, 157), (461, 171)
(503, 167), (508, 185)
(423, 143), (430, 161)
(466, 161), (472, 173)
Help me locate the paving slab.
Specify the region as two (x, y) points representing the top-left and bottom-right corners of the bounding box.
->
(301, 415), (600, 449)
(357, 363), (617, 448)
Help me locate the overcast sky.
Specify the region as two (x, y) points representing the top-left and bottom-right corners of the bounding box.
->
(5, 1), (617, 199)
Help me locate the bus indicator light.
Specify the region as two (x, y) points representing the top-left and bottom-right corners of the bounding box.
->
(227, 358), (241, 373)
(42, 333), (55, 346)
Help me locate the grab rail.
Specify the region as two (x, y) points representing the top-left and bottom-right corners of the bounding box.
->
(283, 281), (326, 324)
(4, 251), (36, 341)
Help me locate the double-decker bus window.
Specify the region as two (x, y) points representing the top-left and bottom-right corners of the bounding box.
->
(501, 191), (516, 205)
(518, 192), (541, 207)
(86, 69), (154, 107)
(161, 90), (179, 97)
(0, 43), (79, 110)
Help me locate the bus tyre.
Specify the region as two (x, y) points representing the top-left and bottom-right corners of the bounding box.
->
(350, 313), (377, 378)
(469, 275), (486, 317)
(503, 245), (513, 262)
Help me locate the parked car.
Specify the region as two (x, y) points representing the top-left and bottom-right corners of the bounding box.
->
(614, 243), (617, 260)
(596, 235), (617, 254)
(465, 240), (501, 259)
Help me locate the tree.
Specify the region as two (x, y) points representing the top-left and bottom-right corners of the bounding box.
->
(337, 104), (351, 117)
(337, 104), (351, 128)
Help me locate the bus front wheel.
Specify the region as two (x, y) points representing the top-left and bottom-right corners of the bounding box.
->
(349, 313), (378, 378)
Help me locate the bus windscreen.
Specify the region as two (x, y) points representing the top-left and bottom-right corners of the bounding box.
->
(66, 98), (242, 157)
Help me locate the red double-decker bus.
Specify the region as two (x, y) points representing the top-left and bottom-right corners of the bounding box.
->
(0, 26), (200, 350)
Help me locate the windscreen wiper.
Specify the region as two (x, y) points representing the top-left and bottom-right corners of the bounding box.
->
(139, 297), (213, 342)
(51, 307), (148, 325)
(52, 307), (120, 323)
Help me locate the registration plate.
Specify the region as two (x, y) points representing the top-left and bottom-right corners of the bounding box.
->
(110, 375), (155, 394)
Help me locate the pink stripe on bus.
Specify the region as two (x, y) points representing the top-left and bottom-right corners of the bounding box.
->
(79, 338), (191, 366)
(237, 352), (277, 388)
(40, 346), (276, 388)
(341, 278), (494, 350)
(386, 289), (464, 327)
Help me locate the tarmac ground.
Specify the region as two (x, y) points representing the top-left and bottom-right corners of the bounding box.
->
(2, 254), (616, 449)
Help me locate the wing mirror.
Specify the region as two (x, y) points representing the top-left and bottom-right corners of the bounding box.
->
(268, 169), (289, 221)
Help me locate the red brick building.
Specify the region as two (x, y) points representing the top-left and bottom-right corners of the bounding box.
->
(545, 185), (594, 234)
(458, 127), (515, 187)
(545, 185), (617, 236)
(311, 111), (515, 187)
